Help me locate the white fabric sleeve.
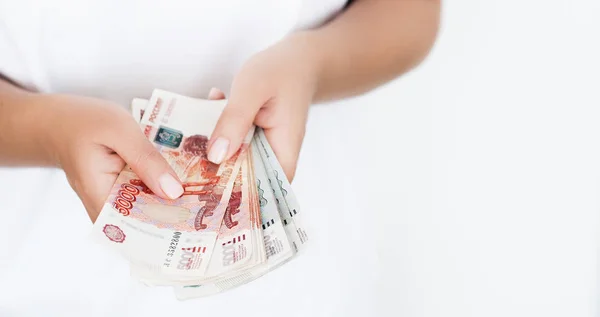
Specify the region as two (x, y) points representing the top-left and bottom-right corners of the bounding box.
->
(0, 20), (37, 91)
(294, 0), (348, 30)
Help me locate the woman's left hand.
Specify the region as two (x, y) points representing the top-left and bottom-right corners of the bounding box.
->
(206, 33), (322, 182)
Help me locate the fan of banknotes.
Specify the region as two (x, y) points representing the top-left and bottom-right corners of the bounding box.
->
(90, 89), (308, 300)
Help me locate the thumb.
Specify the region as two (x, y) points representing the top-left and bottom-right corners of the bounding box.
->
(112, 128), (184, 200)
(207, 84), (267, 164)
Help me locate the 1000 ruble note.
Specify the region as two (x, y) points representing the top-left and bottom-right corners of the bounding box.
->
(253, 129), (308, 252)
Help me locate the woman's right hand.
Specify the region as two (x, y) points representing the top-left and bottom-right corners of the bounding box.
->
(38, 94), (184, 222)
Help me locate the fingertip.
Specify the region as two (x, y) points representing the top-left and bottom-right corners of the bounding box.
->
(158, 173), (184, 199)
(208, 87), (226, 100)
(207, 137), (230, 164)
(207, 84), (263, 165)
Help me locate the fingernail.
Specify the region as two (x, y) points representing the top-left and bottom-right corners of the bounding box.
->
(159, 174), (184, 199)
(208, 137), (229, 164)
(208, 87), (220, 99)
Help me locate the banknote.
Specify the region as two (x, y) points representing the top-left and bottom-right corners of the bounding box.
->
(174, 140), (295, 299)
(131, 97), (147, 123)
(246, 149), (268, 266)
(98, 90), (307, 297)
(131, 156), (264, 286)
(130, 154), (266, 286)
(253, 129), (308, 252)
(249, 140), (295, 266)
(92, 89), (254, 278)
(204, 156), (261, 277)
(182, 152), (267, 285)
(130, 100), (306, 252)
(128, 94), (263, 283)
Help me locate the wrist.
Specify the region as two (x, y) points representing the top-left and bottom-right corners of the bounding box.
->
(281, 31), (327, 103)
(0, 90), (60, 167)
(27, 94), (64, 167)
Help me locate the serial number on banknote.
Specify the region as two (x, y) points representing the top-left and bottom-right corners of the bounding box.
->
(164, 231), (182, 267)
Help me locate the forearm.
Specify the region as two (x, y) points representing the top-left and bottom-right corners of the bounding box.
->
(0, 79), (55, 166)
(304, 0), (441, 102)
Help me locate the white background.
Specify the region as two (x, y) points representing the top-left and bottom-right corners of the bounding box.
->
(1, 0), (600, 316)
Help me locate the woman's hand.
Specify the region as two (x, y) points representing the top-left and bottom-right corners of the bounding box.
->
(207, 33), (322, 182)
(40, 94), (185, 222)
(206, 0), (441, 182)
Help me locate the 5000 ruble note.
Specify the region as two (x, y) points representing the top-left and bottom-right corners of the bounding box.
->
(92, 89), (254, 278)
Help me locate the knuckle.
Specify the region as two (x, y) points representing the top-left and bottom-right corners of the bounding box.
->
(223, 105), (254, 122)
(133, 149), (163, 173)
(217, 107), (255, 134)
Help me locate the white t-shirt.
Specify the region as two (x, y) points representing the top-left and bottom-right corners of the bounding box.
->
(1, 0), (347, 104)
(0, 2), (378, 317)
